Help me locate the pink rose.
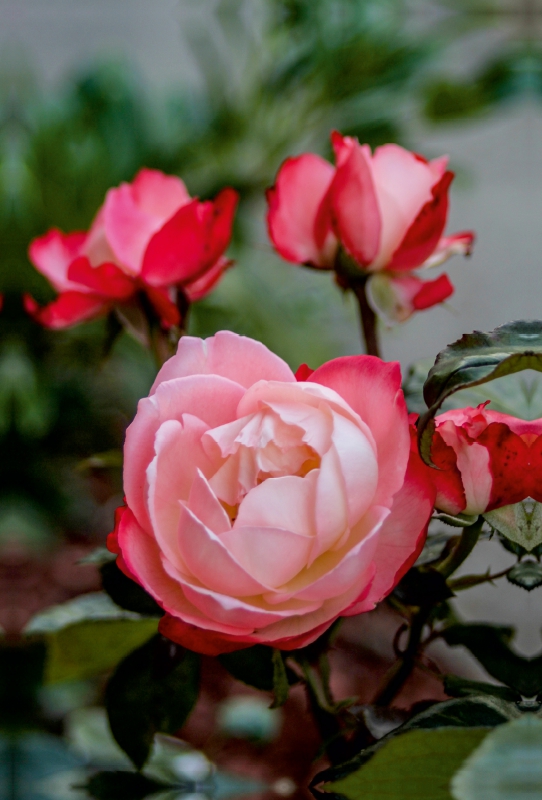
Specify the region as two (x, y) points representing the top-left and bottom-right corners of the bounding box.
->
(108, 331), (435, 655)
(25, 169), (238, 329)
(420, 404), (542, 515)
(267, 132), (474, 323)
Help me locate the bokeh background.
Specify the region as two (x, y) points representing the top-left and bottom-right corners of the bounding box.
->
(3, 1), (542, 797)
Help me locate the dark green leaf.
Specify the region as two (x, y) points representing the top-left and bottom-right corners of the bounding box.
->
(85, 771), (166, 800)
(393, 567), (454, 606)
(443, 675), (520, 702)
(316, 727), (489, 800)
(398, 695), (517, 731)
(270, 649), (290, 708)
(442, 623), (542, 697)
(101, 561), (163, 617)
(417, 320), (542, 464)
(507, 560), (542, 591)
(218, 644), (297, 692)
(105, 635), (200, 769)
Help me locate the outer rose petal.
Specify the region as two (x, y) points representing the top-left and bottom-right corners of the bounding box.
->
(131, 168), (191, 218)
(28, 230), (89, 293)
(266, 154), (337, 268)
(422, 231), (475, 269)
(150, 331), (295, 394)
(141, 189), (238, 288)
(67, 257), (135, 299)
(309, 355), (409, 508)
(330, 138), (381, 267)
(23, 291), (107, 329)
(387, 171), (454, 272)
(350, 453), (435, 611)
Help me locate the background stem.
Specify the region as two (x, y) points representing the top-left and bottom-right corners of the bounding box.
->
(352, 280), (381, 358)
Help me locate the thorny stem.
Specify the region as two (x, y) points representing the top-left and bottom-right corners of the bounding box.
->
(374, 519), (485, 706)
(351, 279), (381, 358)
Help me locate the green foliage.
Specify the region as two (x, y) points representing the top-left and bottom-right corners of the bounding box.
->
(484, 500), (542, 553)
(105, 636), (200, 769)
(443, 676), (520, 703)
(85, 771), (166, 800)
(322, 727), (489, 800)
(507, 560), (542, 591)
(218, 644), (297, 693)
(442, 624), (542, 697)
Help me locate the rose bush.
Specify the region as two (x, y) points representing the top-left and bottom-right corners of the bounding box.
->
(421, 403), (542, 515)
(267, 131), (474, 323)
(108, 331), (435, 655)
(24, 169), (238, 329)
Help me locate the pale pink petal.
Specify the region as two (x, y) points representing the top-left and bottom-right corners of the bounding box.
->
(234, 473), (316, 538)
(278, 505), (386, 603)
(28, 230), (89, 292)
(264, 401), (333, 456)
(146, 417), (216, 571)
(328, 410), (379, 526)
(220, 523), (313, 587)
(266, 154), (337, 267)
(177, 505), (269, 596)
(124, 375), (245, 531)
(309, 447), (349, 564)
(150, 331), (295, 394)
(369, 144), (436, 270)
(131, 168), (191, 218)
(84, 208), (121, 268)
(103, 183), (164, 275)
(310, 355), (409, 508)
(179, 578), (320, 629)
(186, 470), (231, 535)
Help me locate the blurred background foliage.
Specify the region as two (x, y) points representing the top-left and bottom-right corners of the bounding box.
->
(0, 0), (537, 545)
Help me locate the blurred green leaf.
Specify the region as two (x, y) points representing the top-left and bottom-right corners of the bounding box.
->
(320, 727), (489, 800)
(218, 644), (298, 692)
(451, 716), (542, 799)
(443, 676), (519, 703)
(85, 771), (166, 800)
(507, 560), (542, 591)
(442, 624), (542, 697)
(270, 649), (290, 708)
(484, 501), (542, 553)
(105, 636), (200, 769)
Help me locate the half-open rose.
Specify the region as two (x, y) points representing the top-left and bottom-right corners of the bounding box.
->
(108, 331), (435, 655)
(25, 169), (238, 330)
(267, 131), (474, 323)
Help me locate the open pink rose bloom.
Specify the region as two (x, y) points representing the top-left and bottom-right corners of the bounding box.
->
(25, 169), (238, 329)
(108, 331), (436, 654)
(419, 403), (542, 516)
(267, 131), (474, 323)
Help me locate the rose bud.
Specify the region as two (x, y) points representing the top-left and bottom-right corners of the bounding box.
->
(24, 169), (238, 330)
(267, 131), (474, 324)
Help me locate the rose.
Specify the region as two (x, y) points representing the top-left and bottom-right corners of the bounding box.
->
(108, 331), (435, 655)
(24, 169), (238, 329)
(422, 403), (542, 515)
(267, 131), (474, 323)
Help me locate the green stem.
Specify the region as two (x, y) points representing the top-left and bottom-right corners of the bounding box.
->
(351, 279), (381, 358)
(436, 518), (484, 579)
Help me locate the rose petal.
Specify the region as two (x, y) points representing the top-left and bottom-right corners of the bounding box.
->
(150, 331), (295, 394)
(23, 291), (107, 329)
(266, 153), (337, 267)
(28, 229), (89, 292)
